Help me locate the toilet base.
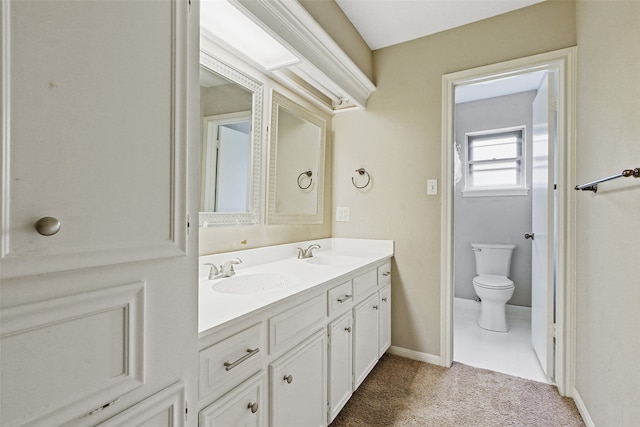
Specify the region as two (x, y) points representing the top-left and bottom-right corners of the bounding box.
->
(477, 299), (509, 332)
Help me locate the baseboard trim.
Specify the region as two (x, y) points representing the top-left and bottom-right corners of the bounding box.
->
(387, 346), (442, 366)
(571, 388), (595, 427)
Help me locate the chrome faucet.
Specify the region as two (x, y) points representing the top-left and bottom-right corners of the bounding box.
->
(297, 244), (321, 259)
(220, 258), (242, 277)
(204, 258), (243, 279)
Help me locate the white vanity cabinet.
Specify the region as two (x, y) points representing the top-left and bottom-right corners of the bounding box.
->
(270, 329), (327, 427)
(197, 253), (392, 427)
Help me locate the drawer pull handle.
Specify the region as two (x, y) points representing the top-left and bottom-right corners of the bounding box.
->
(284, 374), (293, 384)
(382, 297), (388, 302)
(382, 272), (391, 277)
(345, 326), (352, 332)
(224, 348), (260, 371)
(337, 294), (352, 303)
(248, 402), (259, 413)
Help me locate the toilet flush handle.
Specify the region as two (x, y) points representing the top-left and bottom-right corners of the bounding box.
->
(524, 233), (535, 240)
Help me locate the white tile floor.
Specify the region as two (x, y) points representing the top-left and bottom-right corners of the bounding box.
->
(453, 297), (548, 383)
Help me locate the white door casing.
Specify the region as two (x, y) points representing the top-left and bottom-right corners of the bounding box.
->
(216, 125), (251, 212)
(531, 72), (557, 379)
(1, 0), (199, 425)
(440, 48), (577, 396)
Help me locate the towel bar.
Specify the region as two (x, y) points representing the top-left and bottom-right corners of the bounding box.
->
(575, 168), (639, 193)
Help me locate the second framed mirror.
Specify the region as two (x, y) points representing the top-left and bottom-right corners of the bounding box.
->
(267, 91), (326, 224)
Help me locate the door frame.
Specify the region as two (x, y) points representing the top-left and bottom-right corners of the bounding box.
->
(439, 47), (577, 396)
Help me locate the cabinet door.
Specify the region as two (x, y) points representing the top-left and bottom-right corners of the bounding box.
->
(353, 293), (379, 390)
(1, 1), (198, 426)
(270, 330), (327, 427)
(378, 285), (391, 357)
(199, 373), (267, 427)
(328, 313), (353, 422)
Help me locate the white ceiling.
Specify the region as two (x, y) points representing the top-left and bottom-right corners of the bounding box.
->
(335, 0), (545, 50)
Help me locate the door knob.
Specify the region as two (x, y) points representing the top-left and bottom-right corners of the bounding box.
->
(524, 233), (535, 240)
(35, 217), (61, 236)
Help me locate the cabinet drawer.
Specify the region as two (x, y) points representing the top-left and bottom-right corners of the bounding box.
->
(199, 372), (267, 427)
(199, 323), (263, 400)
(378, 262), (391, 287)
(353, 269), (377, 301)
(269, 294), (325, 354)
(327, 280), (353, 316)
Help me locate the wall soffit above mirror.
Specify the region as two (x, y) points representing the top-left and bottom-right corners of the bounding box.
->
(267, 91), (326, 225)
(199, 51), (263, 227)
(216, 0), (376, 112)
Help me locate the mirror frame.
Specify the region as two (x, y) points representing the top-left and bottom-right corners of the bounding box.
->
(267, 91), (326, 225)
(199, 51), (263, 227)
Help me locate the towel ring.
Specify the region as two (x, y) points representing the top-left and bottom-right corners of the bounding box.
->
(297, 171), (313, 190)
(352, 168), (371, 189)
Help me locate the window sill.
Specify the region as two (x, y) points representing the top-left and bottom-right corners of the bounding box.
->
(461, 188), (529, 198)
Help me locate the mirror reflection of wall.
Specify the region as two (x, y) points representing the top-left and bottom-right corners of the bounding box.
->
(275, 107), (321, 215)
(268, 91), (326, 225)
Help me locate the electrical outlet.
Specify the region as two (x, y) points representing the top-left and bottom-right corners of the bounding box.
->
(427, 179), (438, 195)
(336, 207), (350, 222)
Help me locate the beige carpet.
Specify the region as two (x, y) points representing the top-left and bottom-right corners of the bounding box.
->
(330, 354), (585, 427)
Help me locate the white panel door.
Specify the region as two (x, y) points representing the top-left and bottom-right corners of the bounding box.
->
(531, 72), (556, 378)
(1, 0), (199, 426)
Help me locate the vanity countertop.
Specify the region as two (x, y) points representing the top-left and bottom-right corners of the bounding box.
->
(198, 238), (393, 336)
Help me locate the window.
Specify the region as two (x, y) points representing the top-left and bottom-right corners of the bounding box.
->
(463, 127), (527, 196)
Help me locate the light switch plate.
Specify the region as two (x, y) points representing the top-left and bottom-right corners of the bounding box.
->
(336, 207), (350, 222)
(427, 179), (438, 195)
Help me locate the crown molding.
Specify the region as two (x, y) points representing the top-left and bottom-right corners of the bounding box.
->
(233, 0), (376, 110)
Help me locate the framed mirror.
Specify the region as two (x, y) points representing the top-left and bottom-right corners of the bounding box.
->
(199, 52), (263, 227)
(267, 91), (326, 224)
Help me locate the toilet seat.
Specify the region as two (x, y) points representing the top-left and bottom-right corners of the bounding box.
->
(473, 274), (514, 290)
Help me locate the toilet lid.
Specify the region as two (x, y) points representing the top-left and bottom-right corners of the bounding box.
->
(473, 275), (514, 289)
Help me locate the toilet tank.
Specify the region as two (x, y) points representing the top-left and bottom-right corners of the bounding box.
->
(471, 243), (516, 276)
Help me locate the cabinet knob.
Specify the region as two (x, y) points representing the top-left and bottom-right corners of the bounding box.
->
(344, 326), (351, 332)
(382, 297), (388, 302)
(248, 402), (259, 413)
(382, 271), (391, 277)
(373, 305), (379, 310)
(35, 217), (61, 236)
(283, 374), (293, 384)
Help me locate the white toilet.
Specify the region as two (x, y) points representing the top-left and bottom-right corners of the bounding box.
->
(471, 243), (516, 332)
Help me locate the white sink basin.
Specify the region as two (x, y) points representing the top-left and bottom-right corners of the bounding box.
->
(306, 255), (362, 266)
(211, 273), (299, 295)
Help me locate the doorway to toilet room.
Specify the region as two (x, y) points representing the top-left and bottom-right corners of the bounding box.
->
(440, 48), (577, 395)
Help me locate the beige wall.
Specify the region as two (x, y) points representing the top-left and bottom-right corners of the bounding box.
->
(574, 1), (640, 424)
(299, 0), (374, 81)
(332, 1), (576, 356)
